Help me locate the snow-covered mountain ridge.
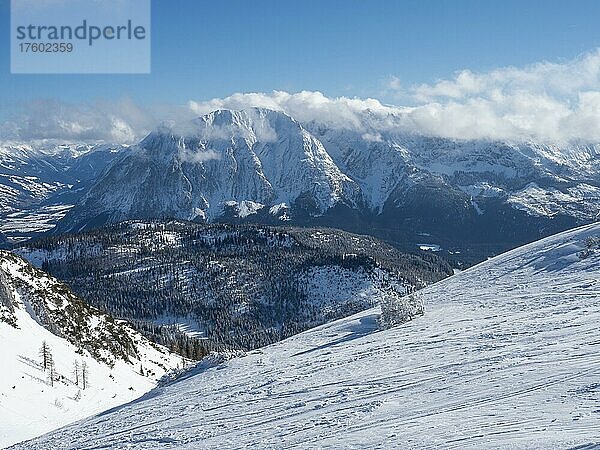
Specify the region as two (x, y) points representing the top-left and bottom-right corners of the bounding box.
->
(15, 222), (600, 449)
(53, 109), (359, 233)
(51, 108), (600, 263)
(0, 250), (181, 448)
(0, 141), (124, 242)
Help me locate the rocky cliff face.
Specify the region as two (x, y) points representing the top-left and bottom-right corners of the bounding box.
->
(0, 268), (15, 326)
(55, 109), (359, 233)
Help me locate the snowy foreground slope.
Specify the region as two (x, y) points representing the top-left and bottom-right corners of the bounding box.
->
(14, 223), (600, 449)
(0, 252), (181, 448)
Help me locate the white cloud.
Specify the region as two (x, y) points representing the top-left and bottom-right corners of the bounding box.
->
(188, 50), (600, 142)
(362, 132), (383, 143)
(0, 98), (193, 144)
(188, 49), (600, 142)
(387, 76), (402, 91)
(413, 50), (600, 102)
(5, 49), (600, 144)
(402, 49), (600, 141)
(178, 148), (220, 164)
(189, 91), (403, 131)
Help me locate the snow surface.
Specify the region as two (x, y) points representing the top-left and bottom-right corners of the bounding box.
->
(14, 222), (600, 449)
(300, 265), (410, 315)
(417, 243), (441, 252)
(224, 200), (265, 218)
(0, 253), (182, 448)
(0, 204), (73, 242)
(154, 315), (206, 339)
(507, 182), (600, 220)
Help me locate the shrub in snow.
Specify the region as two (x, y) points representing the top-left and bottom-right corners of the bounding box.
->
(578, 235), (600, 259)
(379, 292), (424, 330)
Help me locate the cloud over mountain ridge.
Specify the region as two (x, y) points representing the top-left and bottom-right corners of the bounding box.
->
(4, 49), (600, 143)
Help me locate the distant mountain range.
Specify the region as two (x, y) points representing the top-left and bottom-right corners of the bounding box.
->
(0, 142), (125, 242)
(3, 108), (600, 263)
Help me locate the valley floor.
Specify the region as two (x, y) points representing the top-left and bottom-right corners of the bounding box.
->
(13, 223), (600, 449)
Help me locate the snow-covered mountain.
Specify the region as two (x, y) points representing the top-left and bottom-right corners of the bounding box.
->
(308, 118), (600, 260)
(49, 108), (600, 263)
(54, 109), (359, 234)
(16, 222), (600, 449)
(0, 142), (124, 242)
(0, 250), (181, 448)
(310, 122), (600, 217)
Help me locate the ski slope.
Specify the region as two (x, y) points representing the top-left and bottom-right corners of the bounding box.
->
(14, 223), (600, 449)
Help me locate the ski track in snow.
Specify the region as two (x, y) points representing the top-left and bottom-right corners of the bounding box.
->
(13, 223), (600, 449)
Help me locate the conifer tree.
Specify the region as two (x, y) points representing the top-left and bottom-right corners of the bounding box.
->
(47, 354), (56, 387)
(40, 341), (51, 371)
(73, 360), (80, 386)
(81, 361), (88, 390)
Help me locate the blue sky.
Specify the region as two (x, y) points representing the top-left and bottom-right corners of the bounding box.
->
(1, 0), (600, 108)
(2, 0), (600, 143)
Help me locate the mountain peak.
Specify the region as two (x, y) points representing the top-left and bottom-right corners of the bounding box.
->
(53, 108), (356, 233)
